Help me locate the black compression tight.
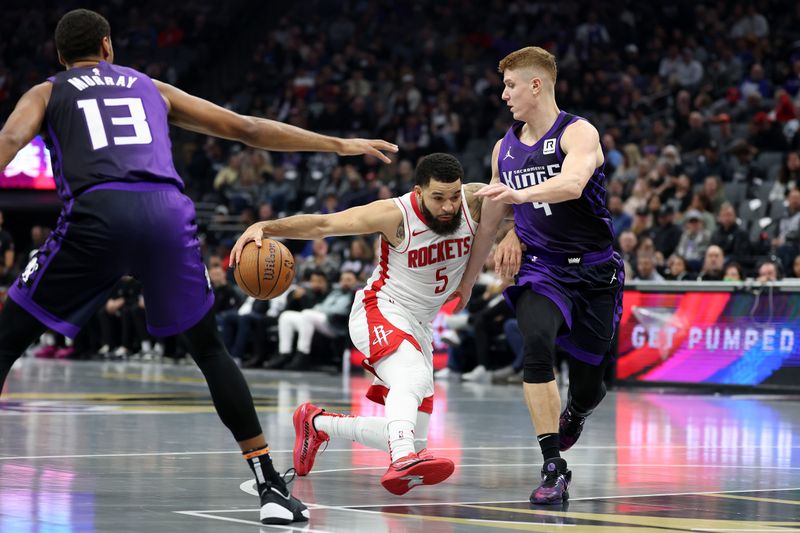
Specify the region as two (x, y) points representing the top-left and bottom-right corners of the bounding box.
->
(0, 299), (47, 389)
(184, 308), (264, 442)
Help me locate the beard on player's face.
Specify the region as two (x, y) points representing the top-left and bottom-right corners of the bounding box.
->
(419, 195), (463, 236)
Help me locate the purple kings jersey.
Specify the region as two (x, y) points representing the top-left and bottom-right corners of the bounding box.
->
(44, 61), (183, 200)
(498, 111), (613, 257)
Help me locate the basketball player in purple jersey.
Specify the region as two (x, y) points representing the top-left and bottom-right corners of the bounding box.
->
(0, 9), (396, 525)
(451, 46), (623, 504)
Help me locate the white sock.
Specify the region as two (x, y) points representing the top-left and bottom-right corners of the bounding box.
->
(414, 412), (430, 452)
(314, 414), (390, 451)
(383, 383), (422, 461)
(387, 420), (415, 461)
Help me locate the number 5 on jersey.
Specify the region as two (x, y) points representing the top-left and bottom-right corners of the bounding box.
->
(77, 97), (152, 150)
(435, 266), (449, 294)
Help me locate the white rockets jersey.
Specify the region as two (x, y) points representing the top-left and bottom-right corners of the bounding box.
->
(360, 187), (477, 325)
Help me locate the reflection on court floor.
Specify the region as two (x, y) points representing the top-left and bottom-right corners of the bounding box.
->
(2, 358), (799, 532)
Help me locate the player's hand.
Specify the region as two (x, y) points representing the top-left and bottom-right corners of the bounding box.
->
(447, 282), (473, 313)
(495, 229), (524, 278)
(337, 138), (398, 163)
(475, 183), (526, 204)
(230, 222), (267, 265)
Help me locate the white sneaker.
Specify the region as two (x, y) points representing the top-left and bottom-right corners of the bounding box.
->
(444, 314), (469, 330)
(113, 346), (129, 359)
(98, 344), (110, 355)
(491, 365), (516, 380)
(439, 329), (461, 346)
(462, 365), (490, 382)
(434, 367), (458, 379)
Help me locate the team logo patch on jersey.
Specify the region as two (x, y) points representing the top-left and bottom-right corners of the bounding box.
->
(20, 256), (41, 287)
(543, 138), (556, 155)
(372, 325), (394, 346)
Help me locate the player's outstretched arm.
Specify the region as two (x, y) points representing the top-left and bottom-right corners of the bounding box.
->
(230, 200), (403, 265)
(476, 120), (602, 205)
(154, 81), (397, 162)
(448, 141), (509, 312)
(0, 83), (50, 171)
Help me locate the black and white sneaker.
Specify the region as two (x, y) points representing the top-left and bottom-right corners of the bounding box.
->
(259, 469), (309, 525)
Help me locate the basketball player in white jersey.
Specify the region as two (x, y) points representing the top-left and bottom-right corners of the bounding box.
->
(231, 153), (483, 494)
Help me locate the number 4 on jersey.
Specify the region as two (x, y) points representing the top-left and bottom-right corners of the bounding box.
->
(532, 201), (552, 216)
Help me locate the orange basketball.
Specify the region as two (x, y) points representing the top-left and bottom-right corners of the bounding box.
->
(234, 238), (296, 300)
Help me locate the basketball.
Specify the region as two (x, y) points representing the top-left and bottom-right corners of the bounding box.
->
(234, 239), (295, 299)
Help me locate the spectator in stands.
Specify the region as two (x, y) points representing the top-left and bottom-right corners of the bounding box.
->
(723, 262), (745, 281)
(648, 204), (683, 259)
(613, 144), (642, 183)
(274, 270), (358, 370)
(602, 134), (624, 175)
(675, 210), (712, 270)
(775, 151), (800, 197)
(634, 252), (664, 281)
(608, 195), (632, 236)
(748, 112), (788, 151)
(702, 175), (727, 214)
(665, 254), (696, 281)
(675, 48), (704, 90)
(0, 210), (14, 277)
(340, 237), (375, 281)
(97, 277), (143, 358)
(773, 189), (800, 270)
(624, 178), (651, 217)
(680, 112), (711, 153)
(697, 245), (726, 281)
(210, 265), (244, 315)
(297, 239), (341, 282)
(616, 230), (638, 269)
(660, 174), (693, 214)
(711, 203), (752, 260)
(740, 63), (773, 99)
(631, 206), (652, 237)
(730, 4), (770, 39)
(694, 141), (731, 183)
(264, 270), (330, 369)
(790, 255), (800, 278)
(261, 166), (296, 213)
(756, 260), (782, 282)
(213, 148), (243, 191)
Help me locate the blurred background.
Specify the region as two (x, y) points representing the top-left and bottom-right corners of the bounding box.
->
(1, 0), (799, 390)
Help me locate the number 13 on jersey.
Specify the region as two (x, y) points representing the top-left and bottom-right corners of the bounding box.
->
(77, 97), (152, 150)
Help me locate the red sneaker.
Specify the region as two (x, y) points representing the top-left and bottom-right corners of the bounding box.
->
(380, 452), (454, 495)
(292, 403), (329, 476)
(416, 448), (433, 460)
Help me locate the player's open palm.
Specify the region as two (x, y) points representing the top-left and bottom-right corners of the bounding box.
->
(337, 139), (398, 163)
(475, 183), (526, 204)
(230, 222), (266, 265)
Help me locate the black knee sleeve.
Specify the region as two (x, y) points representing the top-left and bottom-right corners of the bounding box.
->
(566, 355), (609, 415)
(515, 291), (565, 384)
(184, 308), (262, 441)
(522, 329), (557, 383)
(0, 299), (47, 388)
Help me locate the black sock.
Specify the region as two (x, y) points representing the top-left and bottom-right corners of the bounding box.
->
(243, 445), (285, 491)
(537, 433), (560, 461)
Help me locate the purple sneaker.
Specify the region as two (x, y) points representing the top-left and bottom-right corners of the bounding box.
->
(558, 406), (586, 451)
(530, 458), (571, 504)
